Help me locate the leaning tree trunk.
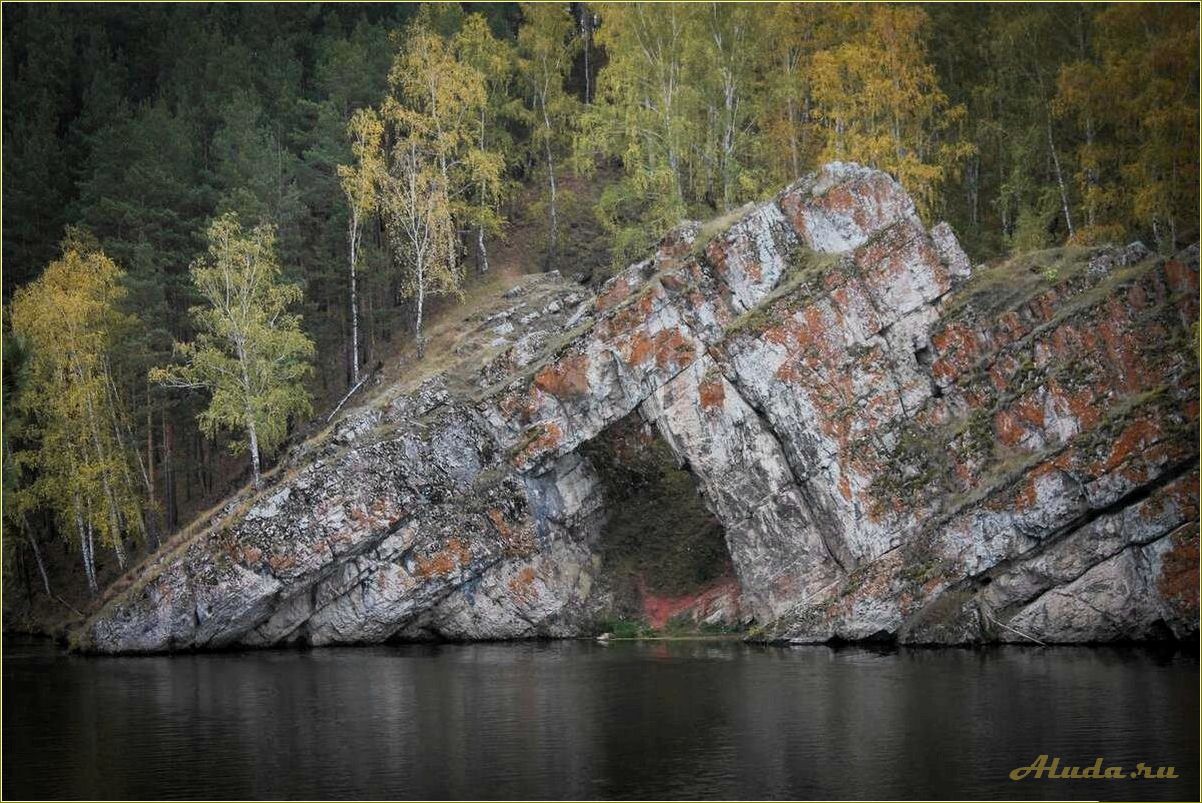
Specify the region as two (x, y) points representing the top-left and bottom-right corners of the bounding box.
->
(79, 373), (125, 570)
(1046, 113), (1075, 241)
(246, 415), (262, 489)
(74, 494), (98, 596)
(27, 534), (51, 596)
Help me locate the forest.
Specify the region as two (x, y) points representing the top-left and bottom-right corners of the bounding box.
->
(2, 2), (1198, 617)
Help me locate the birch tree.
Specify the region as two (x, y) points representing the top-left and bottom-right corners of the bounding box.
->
(379, 132), (458, 359)
(10, 240), (147, 591)
(518, 3), (578, 268)
(337, 107), (385, 387)
(379, 18), (501, 354)
(151, 214), (314, 488)
(809, 5), (973, 218)
(579, 3), (695, 264)
(455, 14), (517, 274)
(704, 3), (758, 212)
(386, 19), (500, 275)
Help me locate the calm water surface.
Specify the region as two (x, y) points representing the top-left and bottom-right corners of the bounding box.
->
(3, 638), (1197, 800)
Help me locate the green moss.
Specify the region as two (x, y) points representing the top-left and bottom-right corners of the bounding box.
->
(689, 205), (756, 258)
(944, 245), (1094, 319)
(596, 617), (652, 639)
(724, 246), (842, 337)
(869, 425), (957, 505)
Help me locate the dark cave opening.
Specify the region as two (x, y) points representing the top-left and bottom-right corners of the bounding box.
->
(580, 412), (736, 624)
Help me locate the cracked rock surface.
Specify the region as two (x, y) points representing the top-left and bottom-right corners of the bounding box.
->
(74, 162), (1199, 653)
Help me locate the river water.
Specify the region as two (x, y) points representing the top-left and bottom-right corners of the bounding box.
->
(3, 638), (1196, 800)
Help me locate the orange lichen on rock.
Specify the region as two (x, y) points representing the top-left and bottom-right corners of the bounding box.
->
(622, 325), (695, 371)
(416, 537), (472, 579)
(1101, 417), (1161, 472)
(698, 375), (725, 411)
(596, 275), (634, 312)
(488, 508), (535, 556)
(1012, 463), (1056, 511)
(267, 553), (296, 573)
(994, 408), (1032, 449)
(511, 421), (565, 467)
(930, 322), (981, 384)
(706, 237), (764, 283)
(533, 353), (591, 399)
(498, 390), (540, 426)
(1157, 526), (1199, 616)
(507, 566), (539, 605)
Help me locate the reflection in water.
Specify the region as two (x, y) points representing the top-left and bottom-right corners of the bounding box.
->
(3, 639), (1197, 800)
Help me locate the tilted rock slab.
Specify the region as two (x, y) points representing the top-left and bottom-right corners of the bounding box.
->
(75, 163), (1199, 653)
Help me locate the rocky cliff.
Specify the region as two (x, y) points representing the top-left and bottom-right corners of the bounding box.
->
(73, 163), (1199, 653)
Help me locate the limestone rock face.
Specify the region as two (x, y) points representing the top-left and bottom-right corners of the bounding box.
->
(75, 162), (1199, 653)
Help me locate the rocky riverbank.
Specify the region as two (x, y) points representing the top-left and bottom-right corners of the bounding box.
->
(72, 163), (1199, 653)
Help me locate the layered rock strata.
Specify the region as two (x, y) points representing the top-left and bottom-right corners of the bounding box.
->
(74, 163), (1199, 653)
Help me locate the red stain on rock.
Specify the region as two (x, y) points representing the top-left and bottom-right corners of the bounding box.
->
(640, 575), (741, 630)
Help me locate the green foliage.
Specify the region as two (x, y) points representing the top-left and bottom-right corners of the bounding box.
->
(151, 214), (314, 484)
(3, 2), (1197, 603)
(517, 2), (579, 266)
(1055, 4), (1199, 253)
(809, 5), (973, 217)
(10, 240), (148, 587)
